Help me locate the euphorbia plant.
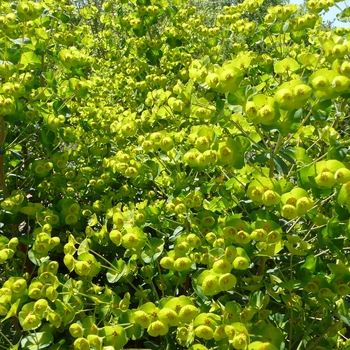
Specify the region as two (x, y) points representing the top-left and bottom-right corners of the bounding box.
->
(1, 0), (350, 349)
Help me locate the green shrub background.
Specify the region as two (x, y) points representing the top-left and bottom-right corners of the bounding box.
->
(1, 0), (350, 349)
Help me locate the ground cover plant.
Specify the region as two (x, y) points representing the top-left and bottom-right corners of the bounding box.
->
(1, 0), (350, 349)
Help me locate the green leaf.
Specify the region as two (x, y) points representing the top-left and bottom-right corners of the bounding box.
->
(21, 332), (53, 350)
(55, 299), (75, 326)
(46, 339), (65, 350)
(337, 7), (350, 22)
(301, 255), (317, 272)
(169, 226), (184, 242)
(39, 129), (56, 152)
(327, 146), (348, 161)
(250, 210), (280, 223)
(227, 90), (245, 106)
(284, 242), (307, 256)
(141, 237), (164, 263)
(2, 299), (21, 322)
(9, 37), (31, 46)
(279, 149), (295, 164)
(143, 160), (160, 180)
(51, 12), (70, 23)
(35, 28), (49, 40)
(144, 341), (162, 350)
(106, 259), (127, 283)
(337, 183), (349, 205)
(265, 281), (281, 302)
(328, 260), (348, 276)
(19, 52), (42, 69)
(249, 291), (269, 310)
(120, 311), (143, 339)
(255, 82), (266, 92)
(77, 238), (90, 255)
(250, 324), (284, 350)
(203, 197), (222, 211)
(88, 213), (99, 226)
(337, 299), (350, 327)
(256, 241), (283, 257)
(250, 153), (270, 164)
(232, 136), (251, 169)
(19, 206), (42, 216)
(28, 249), (50, 266)
(273, 156), (288, 175)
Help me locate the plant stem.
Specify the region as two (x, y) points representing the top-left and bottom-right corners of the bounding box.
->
(40, 54), (45, 87)
(289, 254), (293, 350)
(0, 116), (9, 198)
(257, 257), (267, 276)
(155, 260), (165, 298)
(269, 156), (274, 178)
(286, 100), (319, 146)
(0, 330), (13, 347)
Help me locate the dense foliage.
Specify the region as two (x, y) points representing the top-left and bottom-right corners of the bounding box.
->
(1, 0), (350, 349)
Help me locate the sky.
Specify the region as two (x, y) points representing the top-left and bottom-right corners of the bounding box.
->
(288, 0), (350, 28)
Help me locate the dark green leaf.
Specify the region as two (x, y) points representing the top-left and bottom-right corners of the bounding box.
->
(21, 332), (53, 350)
(141, 238), (164, 263)
(274, 155), (288, 174)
